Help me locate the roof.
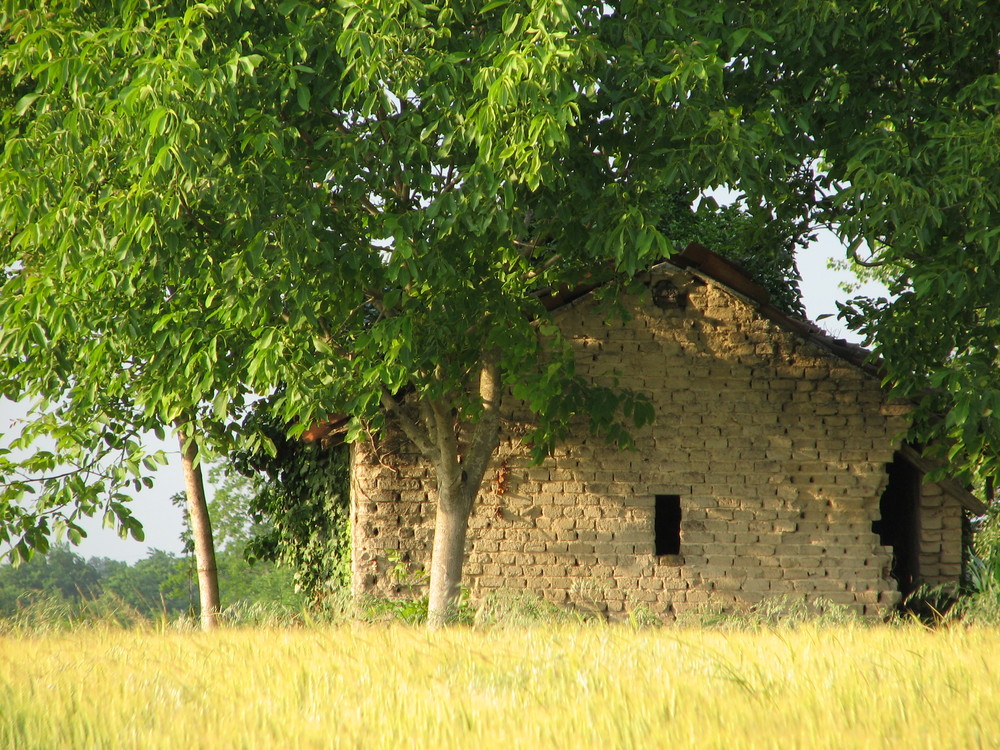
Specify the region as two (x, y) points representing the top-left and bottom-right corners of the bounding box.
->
(302, 243), (987, 513)
(667, 242), (876, 372)
(897, 444), (987, 515)
(535, 242), (876, 372)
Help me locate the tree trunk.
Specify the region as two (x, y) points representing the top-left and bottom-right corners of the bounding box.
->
(426, 481), (475, 629)
(178, 429), (221, 631)
(381, 355), (503, 629)
(428, 356), (503, 629)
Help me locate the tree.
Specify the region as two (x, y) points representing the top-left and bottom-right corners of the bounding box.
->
(0, 544), (100, 613)
(177, 430), (221, 629)
(1, 1), (997, 626)
(172, 462), (310, 611)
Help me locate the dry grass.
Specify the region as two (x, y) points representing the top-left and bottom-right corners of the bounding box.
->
(2, 622), (998, 749)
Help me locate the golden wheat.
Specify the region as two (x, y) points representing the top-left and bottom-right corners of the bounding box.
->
(2, 623), (998, 749)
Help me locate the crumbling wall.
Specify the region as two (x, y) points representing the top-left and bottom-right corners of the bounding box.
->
(351, 269), (952, 617)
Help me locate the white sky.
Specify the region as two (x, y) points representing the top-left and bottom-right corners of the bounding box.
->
(1, 229), (888, 563)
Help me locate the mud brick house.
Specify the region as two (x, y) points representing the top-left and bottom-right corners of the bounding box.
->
(347, 244), (985, 618)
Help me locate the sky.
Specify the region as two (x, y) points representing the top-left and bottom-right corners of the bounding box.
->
(1, 228), (889, 564)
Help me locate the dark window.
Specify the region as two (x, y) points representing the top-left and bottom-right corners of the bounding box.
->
(655, 494), (682, 555)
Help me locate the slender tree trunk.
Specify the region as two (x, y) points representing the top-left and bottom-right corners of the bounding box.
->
(177, 429), (221, 631)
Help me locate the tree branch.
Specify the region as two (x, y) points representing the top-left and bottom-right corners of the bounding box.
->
(379, 386), (434, 457)
(524, 251), (563, 281)
(460, 351), (503, 494)
(851, 245), (890, 268)
(430, 397), (461, 487)
(418, 397), (438, 453)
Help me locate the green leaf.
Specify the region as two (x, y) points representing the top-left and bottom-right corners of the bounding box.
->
(148, 106), (170, 136)
(13, 93), (41, 116)
(296, 84), (311, 112)
(29, 323), (47, 346)
(728, 28), (750, 54)
(213, 389), (231, 418)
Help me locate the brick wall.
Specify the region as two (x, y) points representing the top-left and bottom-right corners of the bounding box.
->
(351, 269), (966, 617)
(918, 482), (964, 588)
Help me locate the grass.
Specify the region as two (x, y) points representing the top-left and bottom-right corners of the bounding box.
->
(2, 618), (1000, 749)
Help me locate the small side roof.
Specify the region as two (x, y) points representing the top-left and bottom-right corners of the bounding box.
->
(897, 444), (988, 515)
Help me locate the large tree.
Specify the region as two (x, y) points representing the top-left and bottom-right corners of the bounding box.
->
(1, 1), (997, 626)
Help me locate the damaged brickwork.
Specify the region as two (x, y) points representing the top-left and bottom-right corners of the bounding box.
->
(350, 266), (967, 618)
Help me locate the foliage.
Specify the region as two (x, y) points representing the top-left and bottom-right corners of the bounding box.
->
(229, 408), (351, 602)
(0, 544), (100, 612)
(656, 189), (808, 316)
(97, 549), (195, 616)
(949, 585), (1000, 625)
(193, 465), (270, 553)
(758, 3), (1000, 484)
(163, 460), (305, 610)
(963, 497), (1000, 599)
(350, 549), (440, 625)
(0, 544), (181, 619)
(0, 404), (167, 563)
(355, 594), (432, 626)
(170, 456), (317, 609)
(0, 541), (302, 620)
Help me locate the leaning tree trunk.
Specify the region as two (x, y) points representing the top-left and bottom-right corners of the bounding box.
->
(177, 429), (221, 631)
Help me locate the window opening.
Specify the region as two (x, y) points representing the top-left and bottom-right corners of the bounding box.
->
(871, 453), (921, 597)
(655, 494), (682, 555)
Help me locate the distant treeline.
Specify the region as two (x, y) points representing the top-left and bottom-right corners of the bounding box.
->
(0, 544), (304, 618)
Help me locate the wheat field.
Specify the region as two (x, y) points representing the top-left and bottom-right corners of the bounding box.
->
(2, 622), (998, 749)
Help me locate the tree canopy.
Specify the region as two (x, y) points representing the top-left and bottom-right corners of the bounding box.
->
(1, 0), (997, 623)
